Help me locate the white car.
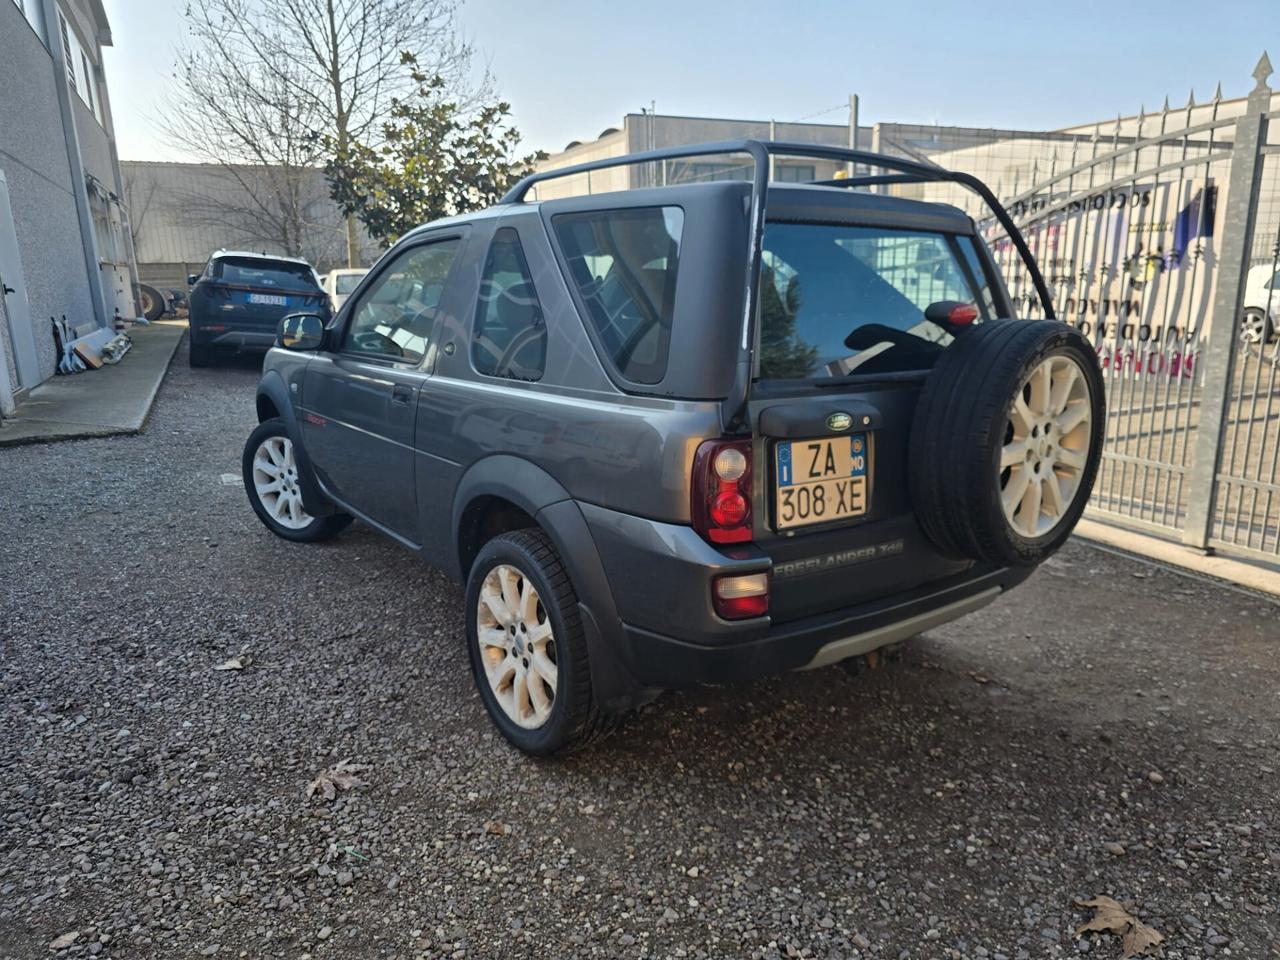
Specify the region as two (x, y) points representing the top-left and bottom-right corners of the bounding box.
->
(321, 268), (369, 312)
(1242, 263), (1279, 343)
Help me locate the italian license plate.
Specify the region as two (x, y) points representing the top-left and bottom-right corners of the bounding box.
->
(774, 434), (870, 530)
(248, 293), (287, 306)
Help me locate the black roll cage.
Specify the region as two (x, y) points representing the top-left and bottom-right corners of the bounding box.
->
(501, 139), (1055, 434)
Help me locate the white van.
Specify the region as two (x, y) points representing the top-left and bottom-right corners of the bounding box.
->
(321, 268), (369, 312)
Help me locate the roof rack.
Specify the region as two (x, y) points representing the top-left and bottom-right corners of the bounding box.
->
(503, 140), (1053, 434)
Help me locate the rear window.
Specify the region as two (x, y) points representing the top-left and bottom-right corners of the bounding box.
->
(758, 223), (994, 381)
(335, 273), (364, 294)
(213, 257), (317, 289)
(552, 206), (684, 384)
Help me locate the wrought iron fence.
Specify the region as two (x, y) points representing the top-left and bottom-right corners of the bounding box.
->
(912, 54), (1280, 568)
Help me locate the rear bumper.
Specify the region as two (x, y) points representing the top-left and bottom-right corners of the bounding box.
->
(192, 327), (276, 351)
(619, 568), (1023, 687)
(578, 502), (1032, 689)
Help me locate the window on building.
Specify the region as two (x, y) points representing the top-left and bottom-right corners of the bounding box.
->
(10, 0), (47, 42)
(775, 165), (816, 183)
(472, 228), (546, 382)
(80, 52), (95, 115)
(58, 14), (77, 91)
(57, 11), (103, 123)
(688, 162), (750, 182)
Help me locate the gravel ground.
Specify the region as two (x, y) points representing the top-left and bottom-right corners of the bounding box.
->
(1, 335), (1279, 960)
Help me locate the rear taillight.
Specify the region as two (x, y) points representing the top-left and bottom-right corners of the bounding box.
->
(712, 572), (769, 620)
(692, 438), (753, 544)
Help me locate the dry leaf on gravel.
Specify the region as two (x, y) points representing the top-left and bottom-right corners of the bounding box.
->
(483, 819), (509, 836)
(213, 654), (252, 671)
(306, 759), (370, 802)
(1075, 896), (1165, 957)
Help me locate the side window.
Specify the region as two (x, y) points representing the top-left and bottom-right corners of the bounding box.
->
(472, 228), (546, 382)
(552, 205), (684, 384)
(343, 239), (460, 363)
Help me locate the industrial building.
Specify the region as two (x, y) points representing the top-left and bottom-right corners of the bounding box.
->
(0, 0), (138, 414)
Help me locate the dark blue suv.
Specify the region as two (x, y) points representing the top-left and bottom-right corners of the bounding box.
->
(188, 251), (329, 367)
(240, 141), (1106, 755)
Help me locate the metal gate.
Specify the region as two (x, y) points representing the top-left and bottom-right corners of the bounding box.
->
(917, 55), (1280, 567)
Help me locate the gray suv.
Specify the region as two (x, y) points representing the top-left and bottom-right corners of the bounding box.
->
(242, 141), (1105, 754)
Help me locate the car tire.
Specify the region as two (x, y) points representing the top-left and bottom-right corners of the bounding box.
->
(136, 283), (167, 322)
(464, 529), (608, 756)
(242, 419), (352, 542)
(909, 319), (1105, 567)
(1241, 308), (1273, 344)
(189, 339), (212, 368)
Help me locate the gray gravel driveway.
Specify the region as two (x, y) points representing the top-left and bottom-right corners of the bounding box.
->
(1, 336), (1278, 959)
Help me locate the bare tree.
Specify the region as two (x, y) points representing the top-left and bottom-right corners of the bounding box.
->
(121, 171), (157, 252)
(166, 0), (479, 267)
(162, 23), (331, 259)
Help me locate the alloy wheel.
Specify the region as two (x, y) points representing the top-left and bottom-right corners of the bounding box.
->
(250, 436), (312, 530)
(1241, 311), (1269, 344)
(476, 563), (557, 729)
(999, 355), (1093, 538)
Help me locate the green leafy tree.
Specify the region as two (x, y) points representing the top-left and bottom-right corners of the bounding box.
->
(327, 59), (545, 248)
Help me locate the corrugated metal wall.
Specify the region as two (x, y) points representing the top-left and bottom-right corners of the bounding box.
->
(120, 161), (382, 275)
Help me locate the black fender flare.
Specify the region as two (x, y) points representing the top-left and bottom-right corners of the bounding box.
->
(450, 454), (574, 574)
(451, 456), (640, 711)
(254, 371), (336, 517)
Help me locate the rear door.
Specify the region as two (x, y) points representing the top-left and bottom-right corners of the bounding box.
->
(748, 220), (1006, 622)
(302, 232), (467, 540)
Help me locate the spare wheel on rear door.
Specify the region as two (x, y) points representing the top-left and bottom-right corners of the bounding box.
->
(908, 319), (1105, 567)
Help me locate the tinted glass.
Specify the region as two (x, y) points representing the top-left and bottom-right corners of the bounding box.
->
(214, 257), (317, 289)
(343, 239), (460, 363)
(553, 206), (684, 384)
(335, 273), (365, 294)
(758, 224), (993, 380)
(472, 229), (546, 381)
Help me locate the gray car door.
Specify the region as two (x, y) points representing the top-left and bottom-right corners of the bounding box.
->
(302, 233), (467, 541)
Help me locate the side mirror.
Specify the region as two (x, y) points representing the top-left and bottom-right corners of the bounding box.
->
(187, 274), (200, 285)
(277, 313), (325, 351)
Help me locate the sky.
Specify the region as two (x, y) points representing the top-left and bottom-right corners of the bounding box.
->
(101, 0), (1275, 162)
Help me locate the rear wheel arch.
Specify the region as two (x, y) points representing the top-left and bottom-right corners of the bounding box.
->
(451, 456), (571, 576)
(451, 456), (639, 713)
(457, 496), (538, 576)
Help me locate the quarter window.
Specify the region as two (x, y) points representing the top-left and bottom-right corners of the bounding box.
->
(472, 228), (546, 382)
(553, 206), (684, 384)
(343, 238), (461, 364)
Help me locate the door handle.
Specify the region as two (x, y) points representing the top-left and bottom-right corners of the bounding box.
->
(391, 384), (413, 405)
(2, 285), (14, 296)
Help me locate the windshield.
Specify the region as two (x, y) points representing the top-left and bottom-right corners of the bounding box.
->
(335, 273), (365, 294)
(757, 223), (995, 381)
(214, 257), (317, 290)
